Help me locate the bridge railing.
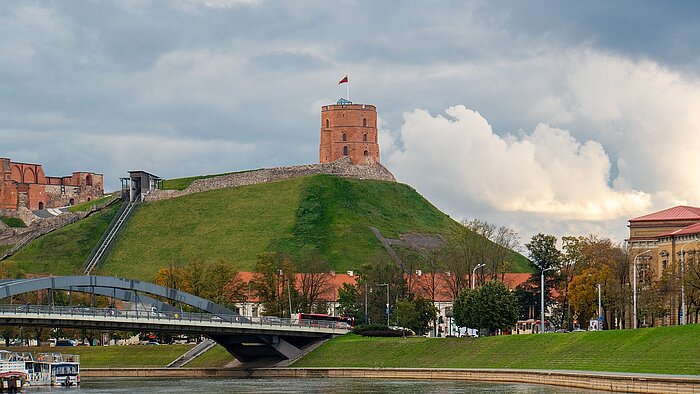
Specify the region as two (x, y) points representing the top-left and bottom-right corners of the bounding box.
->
(0, 305), (353, 331)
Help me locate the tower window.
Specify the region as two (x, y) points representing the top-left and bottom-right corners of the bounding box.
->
(363, 118), (367, 127)
(38, 202), (44, 210)
(364, 150), (369, 156)
(342, 133), (347, 142)
(326, 119), (329, 128)
(363, 133), (367, 142)
(343, 146), (348, 156)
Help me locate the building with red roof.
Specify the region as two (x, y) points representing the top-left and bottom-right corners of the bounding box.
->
(627, 205), (700, 326)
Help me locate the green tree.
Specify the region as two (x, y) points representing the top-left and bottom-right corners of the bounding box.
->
(337, 282), (362, 321)
(396, 297), (437, 335)
(454, 281), (519, 335)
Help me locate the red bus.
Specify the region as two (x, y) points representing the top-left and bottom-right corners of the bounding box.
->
(297, 313), (354, 329)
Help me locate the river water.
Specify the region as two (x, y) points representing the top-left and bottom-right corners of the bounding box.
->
(29, 377), (603, 393)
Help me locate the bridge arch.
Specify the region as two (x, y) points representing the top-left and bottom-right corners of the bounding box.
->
(0, 276), (238, 317)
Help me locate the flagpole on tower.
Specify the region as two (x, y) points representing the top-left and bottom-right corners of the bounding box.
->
(338, 74), (350, 101)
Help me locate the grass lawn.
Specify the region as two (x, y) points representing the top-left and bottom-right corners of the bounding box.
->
(102, 175), (472, 279)
(68, 196), (114, 212)
(6, 203), (122, 276)
(185, 345), (234, 368)
(6, 344), (195, 368)
(0, 244), (11, 255)
(0, 216), (26, 228)
(294, 324), (700, 375)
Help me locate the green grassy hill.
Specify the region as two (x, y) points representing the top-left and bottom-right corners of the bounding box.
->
(7, 174), (530, 279)
(293, 324), (700, 375)
(101, 175), (478, 279)
(4, 203), (121, 276)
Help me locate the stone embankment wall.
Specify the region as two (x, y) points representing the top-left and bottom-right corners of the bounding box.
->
(145, 157), (397, 203)
(80, 367), (700, 393)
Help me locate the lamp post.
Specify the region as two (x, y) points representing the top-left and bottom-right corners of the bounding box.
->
(364, 281), (369, 325)
(540, 267), (554, 334)
(633, 249), (652, 329)
(378, 283), (389, 327)
(679, 240), (696, 325)
(472, 263), (486, 289)
(597, 283), (602, 330)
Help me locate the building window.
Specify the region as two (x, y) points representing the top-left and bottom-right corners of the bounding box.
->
(343, 146), (348, 156)
(38, 202), (44, 210)
(326, 119), (329, 128)
(363, 133), (367, 141)
(86, 174), (93, 186)
(363, 118), (367, 127)
(87, 197), (91, 202)
(69, 198), (75, 205)
(342, 133), (347, 142)
(364, 150), (369, 156)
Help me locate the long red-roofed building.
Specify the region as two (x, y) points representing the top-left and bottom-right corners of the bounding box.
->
(236, 271), (530, 335)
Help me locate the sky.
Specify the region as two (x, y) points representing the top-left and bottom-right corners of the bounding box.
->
(2, 1), (699, 247)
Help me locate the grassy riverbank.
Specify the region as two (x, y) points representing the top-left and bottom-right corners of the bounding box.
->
(7, 344), (200, 368)
(293, 324), (700, 375)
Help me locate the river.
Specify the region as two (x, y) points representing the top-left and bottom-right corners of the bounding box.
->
(29, 377), (604, 393)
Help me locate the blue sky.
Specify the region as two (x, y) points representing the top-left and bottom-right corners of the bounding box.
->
(2, 1), (699, 245)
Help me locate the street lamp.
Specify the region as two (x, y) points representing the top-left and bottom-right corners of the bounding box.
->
(472, 263), (486, 289)
(378, 283), (390, 327)
(679, 240), (697, 325)
(633, 249), (652, 329)
(540, 267), (554, 334)
(596, 283), (602, 330)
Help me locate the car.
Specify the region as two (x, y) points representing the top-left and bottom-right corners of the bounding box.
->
(55, 339), (77, 347)
(145, 341), (160, 345)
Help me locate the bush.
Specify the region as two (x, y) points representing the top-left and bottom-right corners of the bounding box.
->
(361, 330), (404, 337)
(0, 217), (26, 228)
(352, 324), (388, 335)
(353, 324), (412, 337)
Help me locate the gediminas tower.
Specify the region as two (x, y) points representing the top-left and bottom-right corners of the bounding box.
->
(319, 99), (380, 164)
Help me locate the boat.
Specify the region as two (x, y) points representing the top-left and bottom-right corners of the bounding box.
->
(0, 351), (26, 391)
(11, 351), (80, 387)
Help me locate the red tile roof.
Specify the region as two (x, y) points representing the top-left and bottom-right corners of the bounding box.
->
(237, 271), (531, 303)
(657, 222), (700, 238)
(630, 206), (700, 222)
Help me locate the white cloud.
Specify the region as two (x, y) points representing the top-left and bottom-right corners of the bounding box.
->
(386, 105), (651, 224)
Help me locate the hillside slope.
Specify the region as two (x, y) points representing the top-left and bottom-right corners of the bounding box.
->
(5, 203), (121, 276)
(101, 175), (470, 279)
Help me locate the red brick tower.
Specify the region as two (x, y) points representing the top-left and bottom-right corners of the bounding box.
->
(320, 99), (380, 164)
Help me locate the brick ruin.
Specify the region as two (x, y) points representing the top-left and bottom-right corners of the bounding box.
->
(0, 158), (104, 212)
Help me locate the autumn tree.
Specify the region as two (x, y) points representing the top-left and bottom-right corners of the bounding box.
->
(296, 253), (334, 314)
(251, 252), (297, 318)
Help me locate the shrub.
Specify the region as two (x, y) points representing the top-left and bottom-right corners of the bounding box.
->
(352, 324), (388, 335)
(0, 217), (26, 228)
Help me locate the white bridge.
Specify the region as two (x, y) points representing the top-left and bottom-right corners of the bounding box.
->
(0, 276), (349, 362)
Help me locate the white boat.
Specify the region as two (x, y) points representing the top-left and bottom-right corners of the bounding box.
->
(11, 351), (80, 386)
(0, 351), (26, 389)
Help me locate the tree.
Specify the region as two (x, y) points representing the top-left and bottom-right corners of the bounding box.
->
(251, 252), (297, 317)
(525, 233), (562, 272)
(396, 297), (437, 335)
(454, 281), (519, 335)
(337, 282), (362, 321)
(296, 254), (334, 313)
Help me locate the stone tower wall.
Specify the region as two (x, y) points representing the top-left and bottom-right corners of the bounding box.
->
(320, 104), (380, 164)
